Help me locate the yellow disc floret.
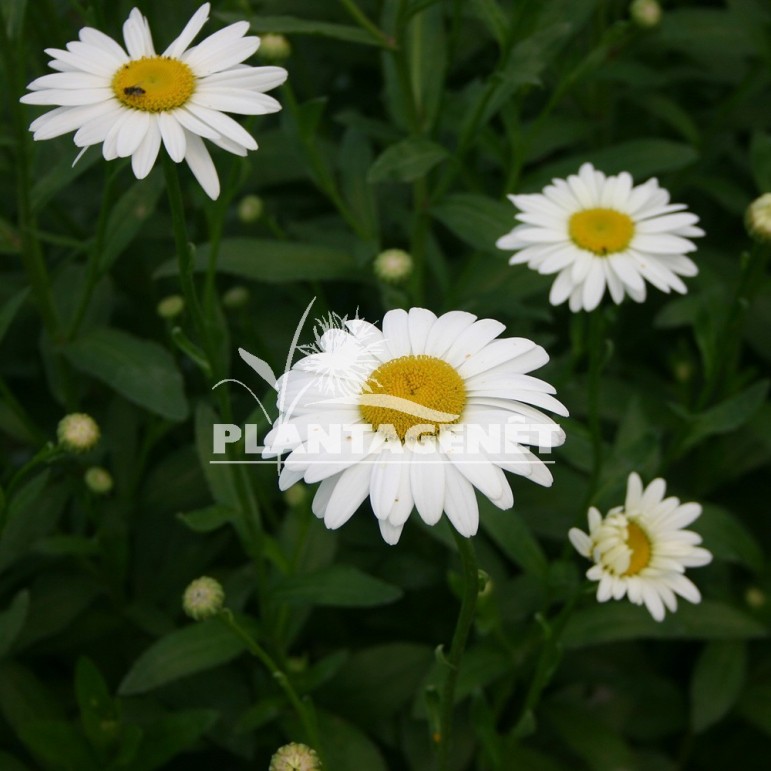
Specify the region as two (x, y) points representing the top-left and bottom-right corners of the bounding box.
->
(359, 355), (466, 440)
(112, 56), (195, 112)
(623, 520), (652, 575)
(569, 208), (635, 255)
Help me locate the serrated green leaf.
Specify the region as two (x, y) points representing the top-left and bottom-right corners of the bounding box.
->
(273, 565), (403, 607)
(690, 641), (746, 732)
(118, 620), (245, 695)
(64, 327), (188, 421)
(367, 137), (447, 183)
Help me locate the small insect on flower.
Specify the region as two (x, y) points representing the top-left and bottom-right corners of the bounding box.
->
(122, 85), (146, 96)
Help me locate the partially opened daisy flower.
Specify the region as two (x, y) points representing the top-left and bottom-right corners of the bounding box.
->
(263, 308), (567, 545)
(569, 472), (712, 621)
(496, 163), (704, 312)
(21, 3), (287, 199)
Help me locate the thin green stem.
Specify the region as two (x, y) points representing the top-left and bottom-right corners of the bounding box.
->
(436, 531), (478, 771)
(581, 310), (606, 513)
(162, 155), (208, 346)
(338, 0), (395, 48)
(219, 610), (323, 760)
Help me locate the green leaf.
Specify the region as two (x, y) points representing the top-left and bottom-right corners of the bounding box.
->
(431, 193), (514, 252)
(1, 0), (28, 39)
(31, 147), (101, 212)
(697, 505), (764, 573)
(690, 641), (747, 732)
(480, 502), (548, 577)
(195, 402), (240, 510)
(0, 288), (29, 347)
(118, 620), (246, 695)
(529, 140), (699, 190)
(750, 132), (771, 192)
(248, 14), (377, 45)
(64, 327), (188, 421)
(564, 601), (767, 648)
(471, 0), (509, 47)
(17, 720), (99, 771)
(273, 565), (403, 607)
(155, 239), (362, 283)
(317, 711), (389, 771)
(367, 137), (447, 183)
(127, 709), (217, 771)
(0, 590), (29, 658)
(339, 128), (379, 240)
(0, 473), (68, 575)
(684, 380), (769, 450)
(75, 657), (117, 751)
(739, 682), (771, 738)
(100, 172), (164, 271)
(176, 505), (236, 534)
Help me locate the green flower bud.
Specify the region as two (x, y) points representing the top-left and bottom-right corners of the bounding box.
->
(57, 413), (100, 453)
(284, 485), (307, 508)
(182, 576), (225, 621)
(237, 194), (264, 223)
(373, 249), (413, 284)
(84, 466), (113, 494)
(259, 33), (292, 62)
(157, 294), (185, 319)
(630, 0), (662, 28)
(269, 742), (322, 771)
(222, 285), (251, 309)
(746, 193), (771, 243)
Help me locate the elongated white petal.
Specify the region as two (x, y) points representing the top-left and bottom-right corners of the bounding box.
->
(183, 129), (220, 199)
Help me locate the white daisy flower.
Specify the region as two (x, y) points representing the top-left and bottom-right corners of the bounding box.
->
(496, 163), (704, 312)
(20, 3), (287, 199)
(263, 308), (568, 545)
(569, 472), (713, 622)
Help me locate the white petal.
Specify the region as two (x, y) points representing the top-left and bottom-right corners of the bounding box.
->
(21, 87), (113, 106)
(79, 26), (128, 61)
(381, 308), (412, 358)
(192, 88), (282, 115)
(183, 129), (220, 199)
(568, 528), (591, 557)
(185, 103), (257, 150)
(203, 64), (288, 91)
(424, 311), (477, 358)
(378, 519), (404, 545)
(410, 447), (444, 525)
(407, 308), (437, 356)
(323, 461), (372, 530)
(164, 3), (211, 58)
(443, 463), (479, 537)
(123, 8), (155, 59)
(369, 452), (402, 520)
(444, 319), (506, 368)
(116, 108), (150, 157)
(131, 114), (161, 178)
(159, 112), (186, 162)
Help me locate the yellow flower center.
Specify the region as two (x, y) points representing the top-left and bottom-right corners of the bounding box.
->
(112, 57), (195, 112)
(359, 355), (466, 441)
(623, 521), (652, 575)
(569, 208), (635, 255)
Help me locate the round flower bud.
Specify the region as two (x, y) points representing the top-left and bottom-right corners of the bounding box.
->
(629, 0), (662, 28)
(57, 413), (100, 453)
(284, 485), (307, 508)
(746, 193), (771, 243)
(237, 194), (264, 223)
(84, 466), (113, 494)
(157, 294), (185, 319)
(222, 285), (251, 309)
(745, 586), (766, 609)
(259, 33), (292, 62)
(373, 248), (413, 284)
(182, 576), (225, 621)
(269, 743), (321, 771)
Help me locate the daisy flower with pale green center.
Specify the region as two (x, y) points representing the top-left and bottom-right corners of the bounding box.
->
(263, 308), (567, 545)
(21, 3), (287, 199)
(496, 163), (704, 312)
(569, 472), (712, 622)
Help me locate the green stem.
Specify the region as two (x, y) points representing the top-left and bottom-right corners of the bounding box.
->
(436, 531), (478, 771)
(410, 177), (428, 305)
(581, 310), (606, 513)
(162, 155), (208, 346)
(68, 166), (118, 339)
(219, 610), (323, 759)
(338, 0), (395, 48)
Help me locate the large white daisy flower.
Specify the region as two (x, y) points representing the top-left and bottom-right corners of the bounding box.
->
(20, 3), (287, 199)
(569, 472), (713, 621)
(496, 163), (704, 312)
(263, 308), (568, 545)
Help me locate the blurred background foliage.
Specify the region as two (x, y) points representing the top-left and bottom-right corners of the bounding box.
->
(0, 0), (770, 768)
